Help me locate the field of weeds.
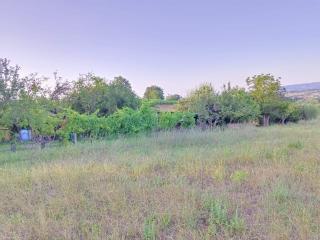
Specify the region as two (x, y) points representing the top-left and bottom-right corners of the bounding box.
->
(0, 121), (319, 239)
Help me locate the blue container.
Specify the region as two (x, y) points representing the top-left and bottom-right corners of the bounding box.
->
(20, 129), (32, 141)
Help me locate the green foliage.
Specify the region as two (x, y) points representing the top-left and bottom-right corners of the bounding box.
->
(266, 100), (301, 124)
(0, 57), (319, 143)
(219, 87), (260, 123)
(106, 105), (158, 135)
(204, 198), (245, 236)
(55, 109), (105, 140)
(246, 74), (282, 126)
(0, 99), (58, 136)
(230, 170), (249, 183)
(159, 214), (172, 230)
(178, 83), (221, 126)
(143, 85), (164, 100)
(158, 112), (195, 130)
(228, 210), (245, 234)
(205, 199), (228, 226)
(54, 104), (158, 141)
(0, 58), (24, 109)
(179, 84), (261, 125)
(68, 74), (140, 116)
(143, 215), (157, 240)
(246, 74), (282, 104)
(272, 184), (290, 204)
(288, 141), (304, 150)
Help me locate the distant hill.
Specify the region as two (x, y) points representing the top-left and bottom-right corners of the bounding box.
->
(284, 82), (320, 92)
(283, 82), (320, 100)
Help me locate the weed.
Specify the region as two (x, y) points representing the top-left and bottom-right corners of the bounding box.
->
(159, 213), (172, 230)
(272, 184), (290, 204)
(288, 141), (304, 150)
(211, 165), (225, 181)
(230, 170), (249, 183)
(228, 210), (245, 235)
(207, 199), (228, 226)
(143, 215), (157, 240)
(1, 120), (320, 239)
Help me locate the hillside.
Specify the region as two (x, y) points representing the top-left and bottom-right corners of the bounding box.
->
(284, 82), (320, 100)
(284, 82), (320, 92)
(285, 89), (320, 100)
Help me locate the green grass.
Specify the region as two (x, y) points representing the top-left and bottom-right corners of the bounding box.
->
(0, 120), (320, 239)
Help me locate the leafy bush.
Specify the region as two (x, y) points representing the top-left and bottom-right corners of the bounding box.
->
(106, 105), (158, 135)
(204, 198), (245, 236)
(219, 87), (260, 123)
(158, 112), (195, 130)
(0, 99), (58, 137)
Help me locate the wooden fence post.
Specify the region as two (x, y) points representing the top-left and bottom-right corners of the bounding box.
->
(41, 141), (46, 149)
(71, 133), (77, 144)
(10, 143), (16, 152)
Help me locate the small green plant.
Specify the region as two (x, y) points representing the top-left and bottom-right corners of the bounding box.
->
(204, 198), (246, 236)
(272, 184), (290, 204)
(230, 170), (249, 183)
(158, 112), (195, 130)
(212, 165), (226, 181)
(288, 141), (304, 150)
(159, 213), (172, 230)
(207, 200), (228, 226)
(143, 215), (157, 240)
(294, 163), (305, 173)
(228, 210), (245, 235)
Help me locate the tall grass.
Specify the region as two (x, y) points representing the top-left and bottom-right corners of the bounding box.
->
(0, 121), (319, 239)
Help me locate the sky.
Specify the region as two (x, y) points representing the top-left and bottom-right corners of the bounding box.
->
(1, 0), (320, 96)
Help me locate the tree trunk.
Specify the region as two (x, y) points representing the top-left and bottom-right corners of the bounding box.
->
(263, 114), (270, 126)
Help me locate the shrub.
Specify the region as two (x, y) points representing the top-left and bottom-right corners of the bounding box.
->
(0, 99), (58, 137)
(204, 198), (245, 236)
(107, 105), (158, 135)
(230, 170), (249, 183)
(158, 112), (195, 130)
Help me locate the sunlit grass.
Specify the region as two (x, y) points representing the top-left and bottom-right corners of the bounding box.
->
(0, 120), (320, 239)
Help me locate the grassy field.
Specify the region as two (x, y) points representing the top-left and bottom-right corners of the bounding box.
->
(0, 121), (320, 239)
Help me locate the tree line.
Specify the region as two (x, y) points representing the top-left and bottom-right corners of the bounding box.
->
(0, 58), (318, 142)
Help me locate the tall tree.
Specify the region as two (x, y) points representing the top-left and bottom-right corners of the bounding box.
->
(219, 86), (260, 123)
(50, 71), (72, 101)
(0, 58), (24, 109)
(68, 73), (108, 114)
(68, 74), (139, 116)
(178, 83), (221, 127)
(246, 74), (282, 126)
(100, 76), (140, 116)
(143, 85), (164, 100)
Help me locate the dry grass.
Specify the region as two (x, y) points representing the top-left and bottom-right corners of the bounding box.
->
(0, 120), (320, 239)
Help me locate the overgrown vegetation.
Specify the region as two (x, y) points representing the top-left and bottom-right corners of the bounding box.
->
(1, 119), (319, 239)
(0, 58), (319, 143)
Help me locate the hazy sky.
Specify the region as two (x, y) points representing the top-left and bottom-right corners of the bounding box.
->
(1, 0), (320, 96)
